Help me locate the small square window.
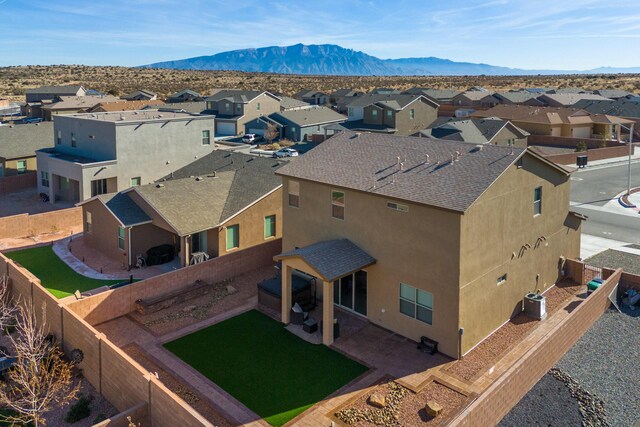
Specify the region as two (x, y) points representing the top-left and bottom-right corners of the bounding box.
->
(399, 283), (433, 325)
(17, 160), (27, 175)
(371, 109), (378, 119)
(386, 110), (392, 118)
(130, 177), (141, 187)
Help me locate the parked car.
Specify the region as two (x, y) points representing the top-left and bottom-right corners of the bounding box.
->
(242, 133), (262, 144)
(272, 148), (299, 158)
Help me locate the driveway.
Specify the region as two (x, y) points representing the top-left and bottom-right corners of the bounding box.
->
(0, 188), (75, 218)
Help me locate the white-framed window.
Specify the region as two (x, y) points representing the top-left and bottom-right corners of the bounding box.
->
(236, 104), (242, 113)
(386, 110), (392, 119)
(534, 186), (542, 216)
(57, 130), (62, 145)
(130, 177), (141, 187)
(348, 107), (354, 117)
(16, 160), (27, 175)
(202, 130), (211, 145)
(41, 171), (49, 187)
(256, 102), (261, 111)
(331, 190), (345, 220)
(86, 211), (93, 234)
(371, 109), (378, 119)
(399, 283), (433, 325)
(288, 180), (299, 208)
(409, 109), (415, 119)
(497, 274), (508, 285)
(225, 103), (230, 112)
(264, 215), (276, 239)
(206, 101), (214, 110)
(387, 201), (408, 212)
(71, 132), (76, 147)
(117, 226), (125, 250)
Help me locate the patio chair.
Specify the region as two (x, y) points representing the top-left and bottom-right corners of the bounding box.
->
(290, 302), (308, 325)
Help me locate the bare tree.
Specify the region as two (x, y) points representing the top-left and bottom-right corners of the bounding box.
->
(0, 299), (79, 427)
(264, 123), (279, 146)
(0, 276), (18, 339)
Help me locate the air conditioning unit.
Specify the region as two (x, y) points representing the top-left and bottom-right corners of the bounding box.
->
(524, 293), (546, 320)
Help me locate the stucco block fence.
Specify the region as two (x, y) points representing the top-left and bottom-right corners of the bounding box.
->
(0, 172), (36, 194)
(0, 206), (82, 240)
(1, 238), (282, 426)
(450, 259), (627, 426)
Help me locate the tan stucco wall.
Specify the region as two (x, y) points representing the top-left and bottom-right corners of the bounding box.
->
(82, 199), (129, 264)
(393, 100), (438, 136)
(130, 223), (176, 261)
(281, 178), (462, 357)
(491, 127), (528, 148)
(217, 188), (283, 256)
(457, 153), (581, 354)
(239, 94), (281, 135)
(1, 156), (37, 176)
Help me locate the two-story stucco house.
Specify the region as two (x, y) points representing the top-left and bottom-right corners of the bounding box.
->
(344, 94), (439, 136)
(204, 90), (280, 136)
(274, 131), (582, 358)
(36, 110), (215, 203)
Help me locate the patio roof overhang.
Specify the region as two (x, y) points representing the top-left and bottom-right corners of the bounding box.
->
(274, 239), (376, 282)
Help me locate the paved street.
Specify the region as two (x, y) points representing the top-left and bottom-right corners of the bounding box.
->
(570, 161), (640, 252)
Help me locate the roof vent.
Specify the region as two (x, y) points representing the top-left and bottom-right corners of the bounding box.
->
(195, 176), (203, 181)
(156, 183), (164, 188)
(425, 154), (429, 164)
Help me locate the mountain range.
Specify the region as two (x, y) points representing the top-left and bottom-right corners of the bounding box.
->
(142, 44), (640, 76)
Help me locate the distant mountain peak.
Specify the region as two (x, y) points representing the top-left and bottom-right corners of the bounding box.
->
(141, 43), (640, 76)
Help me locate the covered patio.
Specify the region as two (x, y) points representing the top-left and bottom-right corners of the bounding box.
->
(275, 239), (376, 346)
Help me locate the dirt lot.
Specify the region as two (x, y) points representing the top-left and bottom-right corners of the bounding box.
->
(1, 65), (638, 101)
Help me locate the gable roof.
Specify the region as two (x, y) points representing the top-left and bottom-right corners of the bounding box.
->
(593, 89), (632, 99)
(271, 107), (346, 127)
(474, 104), (634, 125)
(538, 93), (612, 106)
(346, 94), (438, 109)
(455, 91), (497, 101)
(169, 89), (201, 98)
(206, 89), (278, 104)
(42, 95), (119, 111)
(276, 131), (538, 213)
(295, 89), (329, 98)
(572, 99), (640, 118)
(494, 91), (541, 104)
(422, 117), (529, 143)
(0, 122), (53, 160)
(122, 89), (156, 100)
(331, 89), (363, 98)
(142, 101), (208, 115)
(279, 96), (310, 110)
(98, 193), (152, 226)
(402, 88), (461, 101)
(275, 239), (376, 282)
(25, 85), (84, 95)
(88, 99), (164, 112)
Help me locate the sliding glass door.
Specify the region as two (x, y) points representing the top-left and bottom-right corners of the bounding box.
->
(333, 270), (367, 316)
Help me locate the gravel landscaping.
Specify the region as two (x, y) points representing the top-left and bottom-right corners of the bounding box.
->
(501, 306), (640, 427)
(586, 249), (640, 275)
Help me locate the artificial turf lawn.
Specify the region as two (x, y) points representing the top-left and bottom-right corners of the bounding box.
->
(5, 245), (123, 299)
(163, 310), (368, 426)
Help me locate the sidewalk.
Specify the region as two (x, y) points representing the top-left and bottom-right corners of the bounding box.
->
(569, 148), (640, 169)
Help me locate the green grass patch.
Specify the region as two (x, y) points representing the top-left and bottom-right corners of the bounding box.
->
(164, 310), (368, 426)
(5, 245), (123, 299)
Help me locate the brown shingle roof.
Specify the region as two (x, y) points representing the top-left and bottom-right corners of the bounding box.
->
(89, 99), (164, 112)
(474, 104), (634, 125)
(276, 131), (528, 212)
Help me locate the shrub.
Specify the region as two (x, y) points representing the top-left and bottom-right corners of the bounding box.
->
(575, 141), (587, 152)
(92, 413), (108, 424)
(64, 395), (91, 423)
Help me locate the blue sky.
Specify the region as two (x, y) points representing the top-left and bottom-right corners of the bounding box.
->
(1, 0), (639, 69)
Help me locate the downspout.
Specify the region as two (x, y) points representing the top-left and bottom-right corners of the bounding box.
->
(127, 227), (132, 268)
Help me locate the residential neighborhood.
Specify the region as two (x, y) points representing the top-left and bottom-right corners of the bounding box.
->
(1, 2), (640, 426)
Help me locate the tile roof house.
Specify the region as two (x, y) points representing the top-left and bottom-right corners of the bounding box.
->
(78, 151), (282, 268)
(166, 89), (204, 103)
(344, 94), (439, 136)
(36, 110), (215, 204)
(121, 90), (157, 101)
(473, 104), (634, 140)
(537, 93), (612, 108)
(205, 90), (281, 136)
(418, 117), (529, 147)
(274, 131), (581, 356)
(0, 122), (53, 178)
(452, 91), (500, 108)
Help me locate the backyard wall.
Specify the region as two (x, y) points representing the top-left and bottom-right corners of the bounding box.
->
(0, 172), (36, 194)
(0, 206), (82, 239)
(541, 143), (640, 165)
(450, 265), (623, 426)
(528, 134), (625, 148)
(68, 238), (281, 325)
(0, 252), (214, 427)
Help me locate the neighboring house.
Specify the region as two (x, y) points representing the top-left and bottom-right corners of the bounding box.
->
(537, 93), (612, 108)
(86, 99), (165, 113)
(592, 89), (632, 99)
(418, 117), (529, 147)
(369, 88), (401, 95)
(279, 96), (311, 112)
(573, 99), (640, 138)
(330, 89), (364, 106)
(0, 122), (53, 177)
(452, 91), (500, 108)
(344, 94), (439, 136)
(274, 131), (582, 357)
(36, 110), (215, 203)
(466, 86), (489, 92)
(266, 107), (347, 142)
(204, 90), (280, 136)
(547, 87), (590, 94)
(121, 90), (157, 101)
(402, 88), (461, 105)
(142, 102), (208, 115)
(473, 105), (634, 139)
(78, 151), (282, 268)
(166, 89), (204, 103)
(523, 88), (552, 94)
(493, 91), (545, 106)
(25, 85), (86, 103)
(294, 90), (330, 106)
(40, 95), (120, 121)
